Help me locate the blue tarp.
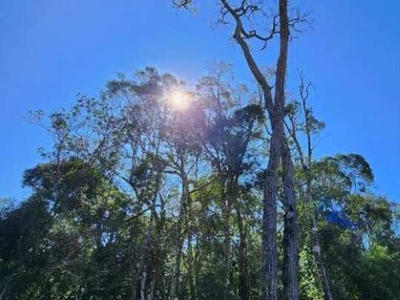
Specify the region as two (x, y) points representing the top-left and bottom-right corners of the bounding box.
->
(326, 211), (357, 230)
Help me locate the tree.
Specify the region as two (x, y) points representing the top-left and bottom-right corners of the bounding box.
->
(175, 1), (309, 299)
(197, 65), (265, 299)
(3, 62), (400, 300)
(0, 158), (136, 299)
(285, 76), (333, 300)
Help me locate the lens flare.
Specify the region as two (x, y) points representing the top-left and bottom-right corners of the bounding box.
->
(169, 90), (190, 111)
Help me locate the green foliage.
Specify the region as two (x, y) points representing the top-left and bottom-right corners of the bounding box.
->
(1, 67), (399, 300)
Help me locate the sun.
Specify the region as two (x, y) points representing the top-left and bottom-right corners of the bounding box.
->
(169, 90), (190, 111)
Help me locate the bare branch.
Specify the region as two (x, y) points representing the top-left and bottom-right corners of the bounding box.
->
(219, 0), (274, 115)
(173, 0), (192, 9)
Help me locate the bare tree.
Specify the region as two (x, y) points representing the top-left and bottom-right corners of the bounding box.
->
(285, 75), (333, 300)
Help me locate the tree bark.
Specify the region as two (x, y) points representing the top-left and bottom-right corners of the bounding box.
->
(262, 121), (281, 300)
(281, 142), (299, 300)
(139, 213), (155, 300)
(147, 263), (157, 300)
(147, 229), (161, 300)
(275, 0), (300, 297)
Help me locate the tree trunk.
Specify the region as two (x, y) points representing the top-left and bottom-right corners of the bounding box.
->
(193, 234), (201, 300)
(139, 215), (154, 300)
(137, 174), (162, 300)
(169, 176), (189, 300)
(262, 122), (281, 300)
(223, 180), (233, 296)
(302, 166), (333, 300)
(281, 141), (299, 300)
(147, 267), (157, 300)
(147, 234), (161, 300)
(275, 0), (299, 297)
(218, 1), (292, 299)
(187, 230), (197, 300)
(236, 209), (249, 300)
(310, 213), (333, 300)
(185, 186), (197, 300)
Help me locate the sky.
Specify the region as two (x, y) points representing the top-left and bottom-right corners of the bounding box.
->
(0, 0), (399, 201)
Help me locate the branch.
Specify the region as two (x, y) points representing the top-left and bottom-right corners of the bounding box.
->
(189, 176), (217, 194)
(242, 15), (280, 51)
(173, 0), (192, 8)
(219, 0), (275, 115)
(299, 73), (313, 164)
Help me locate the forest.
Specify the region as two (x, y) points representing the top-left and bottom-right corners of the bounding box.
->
(1, 1), (400, 300)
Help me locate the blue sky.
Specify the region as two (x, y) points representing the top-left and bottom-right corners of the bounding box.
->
(0, 0), (399, 201)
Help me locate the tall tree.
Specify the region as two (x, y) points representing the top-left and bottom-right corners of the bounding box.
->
(198, 65), (265, 299)
(285, 76), (333, 300)
(175, 1), (307, 298)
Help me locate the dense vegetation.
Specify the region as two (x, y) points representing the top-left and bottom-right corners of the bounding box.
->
(1, 1), (399, 300)
(1, 67), (399, 300)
